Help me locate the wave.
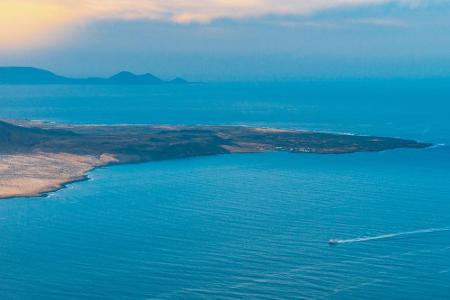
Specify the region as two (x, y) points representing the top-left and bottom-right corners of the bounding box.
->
(331, 227), (449, 244)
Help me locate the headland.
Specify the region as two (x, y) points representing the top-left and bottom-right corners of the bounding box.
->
(0, 120), (431, 199)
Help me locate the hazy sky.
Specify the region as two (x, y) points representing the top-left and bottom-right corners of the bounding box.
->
(1, 0), (450, 80)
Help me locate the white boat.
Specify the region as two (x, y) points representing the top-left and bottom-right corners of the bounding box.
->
(328, 239), (339, 245)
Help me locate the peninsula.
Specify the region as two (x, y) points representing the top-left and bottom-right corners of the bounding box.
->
(0, 120), (430, 199)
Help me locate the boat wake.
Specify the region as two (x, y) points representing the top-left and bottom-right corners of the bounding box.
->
(430, 143), (447, 149)
(330, 228), (449, 245)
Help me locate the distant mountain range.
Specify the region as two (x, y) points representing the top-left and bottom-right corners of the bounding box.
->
(0, 67), (188, 85)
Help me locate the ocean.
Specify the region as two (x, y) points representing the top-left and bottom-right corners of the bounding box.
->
(0, 80), (449, 299)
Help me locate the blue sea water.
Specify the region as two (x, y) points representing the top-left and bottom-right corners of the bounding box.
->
(0, 80), (449, 299)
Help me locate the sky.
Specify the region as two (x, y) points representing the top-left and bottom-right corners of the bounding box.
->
(1, 0), (450, 80)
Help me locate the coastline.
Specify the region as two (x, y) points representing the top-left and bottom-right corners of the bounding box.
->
(0, 147), (431, 200)
(0, 153), (117, 200)
(0, 120), (431, 200)
(0, 175), (91, 200)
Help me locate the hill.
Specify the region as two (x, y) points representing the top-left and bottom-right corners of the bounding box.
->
(0, 67), (188, 85)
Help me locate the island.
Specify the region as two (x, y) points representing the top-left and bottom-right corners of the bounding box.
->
(0, 67), (188, 85)
(0, 120), (431, 199)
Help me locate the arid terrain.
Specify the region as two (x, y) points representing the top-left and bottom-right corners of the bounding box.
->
(0, 120), (431, 199)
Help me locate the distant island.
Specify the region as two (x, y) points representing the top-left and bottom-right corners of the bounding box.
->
(0, 67), (188, 85)
(0, 120), (431, 199)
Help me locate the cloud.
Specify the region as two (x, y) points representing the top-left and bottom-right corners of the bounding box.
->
(74, 0), (423, 23)
(0, 2), (74, 49)
(0, 0), (425, 49)
(348, 17), (409, 27)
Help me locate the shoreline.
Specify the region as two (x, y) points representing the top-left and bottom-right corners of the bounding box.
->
(0, 147), (433, 201)
(0, 175), (91, 200)
(0, 120), (431, 200)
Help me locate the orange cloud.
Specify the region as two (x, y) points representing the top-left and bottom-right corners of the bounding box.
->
(0, 2), (74, 49)
(0, 0), (422, 49)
